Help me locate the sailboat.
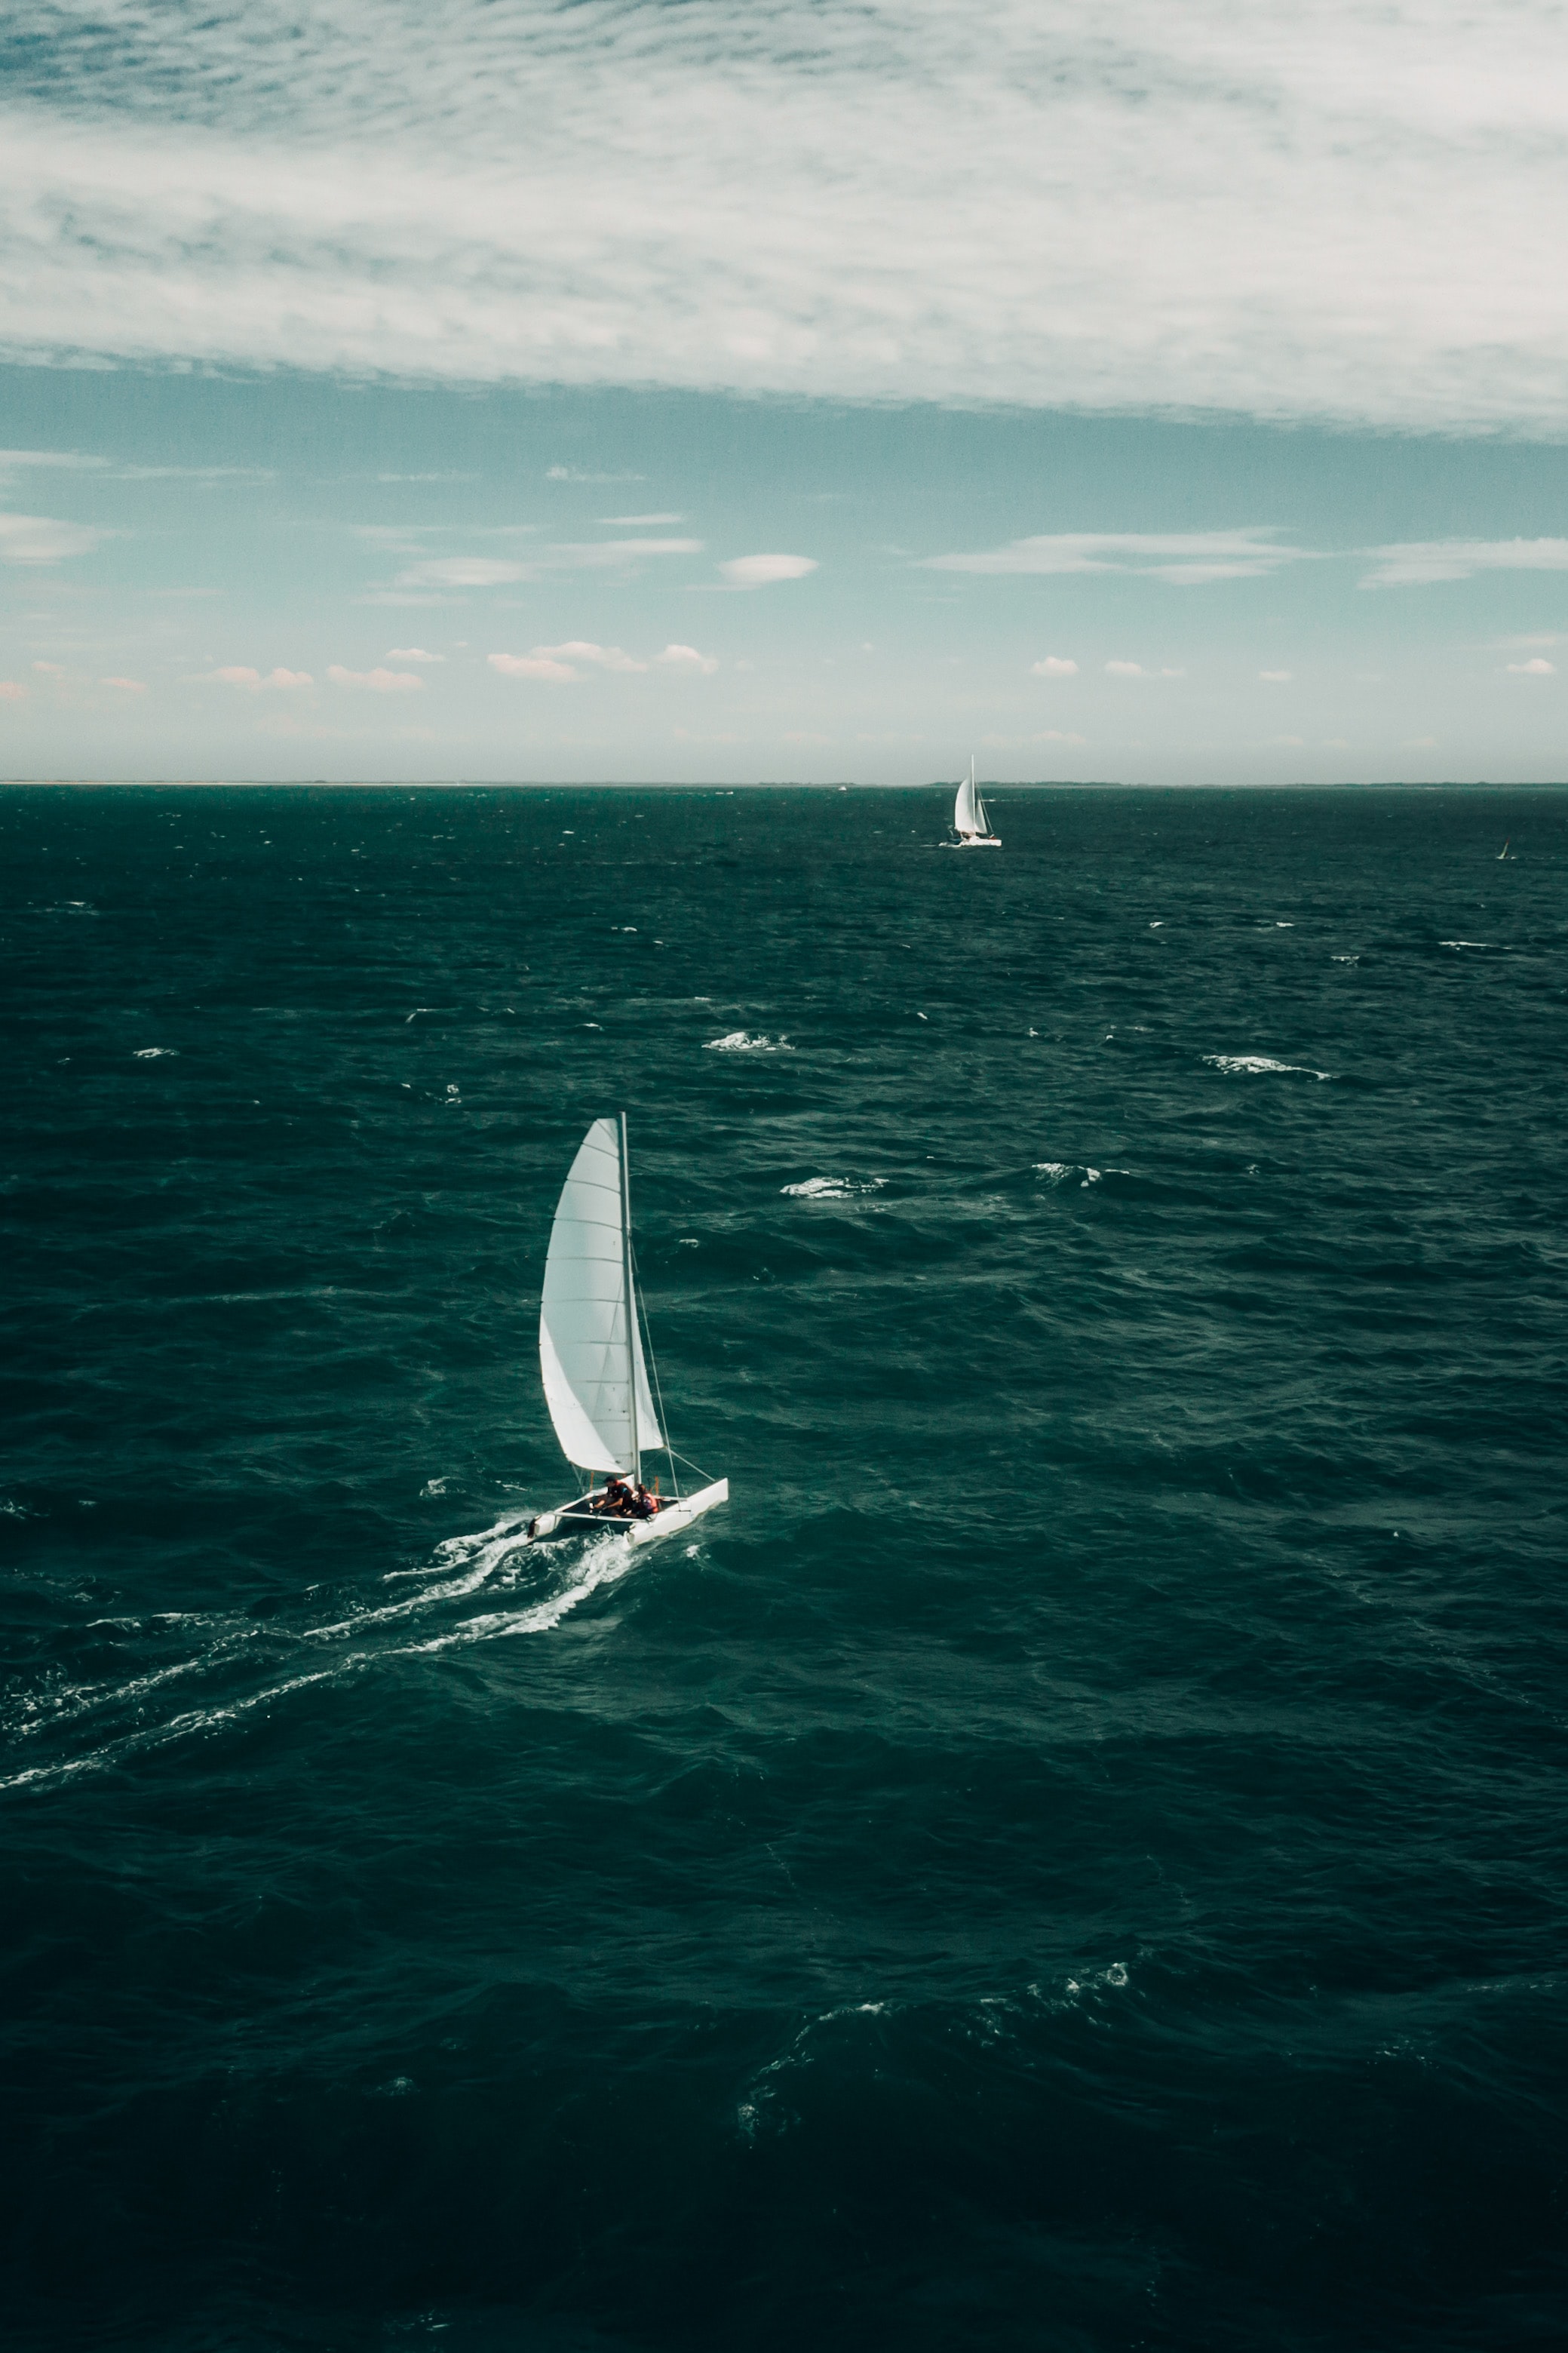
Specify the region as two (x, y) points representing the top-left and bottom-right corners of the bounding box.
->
(525, 1115), (728, 1547)
(941, 757), (1002, 848)
(1497, 840), (1514, 859)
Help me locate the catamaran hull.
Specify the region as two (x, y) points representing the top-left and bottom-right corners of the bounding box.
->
(941, 836), (1002, 849)
(526, 1477), (729, 1547)
(627, 1478), (728, 1546)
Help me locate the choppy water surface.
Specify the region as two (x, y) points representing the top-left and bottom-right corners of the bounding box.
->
(3, 785), (1565, 2351)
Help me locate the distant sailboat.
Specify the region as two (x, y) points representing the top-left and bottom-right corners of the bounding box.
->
(941, 757), (1002, 849)
(1497, 840), (1513, 859)
(525, 1116), (728, 1546)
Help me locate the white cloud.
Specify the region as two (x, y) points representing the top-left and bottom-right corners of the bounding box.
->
(719, 554), (818, 588)
(1506, 656), (1556, 674)
(0, 512), (103, 564)
(0, 679), (27, 700)
(386, 646), (443, 662)
(489, 652), (577, 683)
(928, 530), (1308, 584)
(102, 675), (146, 693)
(540, 640), (647, 673)
(1360, 539), (1568, 588)
(547, 467), (644, 484)
(600, 513), (685, 526)
(1260, 669), (1293, 681)
(212, 665), (313, 690)
(1105, 659), (1186, 677)
(327, 664), (424, 692)
(655, 644), (720, 673)
(488, 639), (716, 681)
(7, 4), (1568, 430)
(1031, 656), (1078, 677)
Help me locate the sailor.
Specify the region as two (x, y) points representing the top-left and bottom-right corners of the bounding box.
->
(631, 1481), (658, 1519)
(600, 1475), (633, 1515)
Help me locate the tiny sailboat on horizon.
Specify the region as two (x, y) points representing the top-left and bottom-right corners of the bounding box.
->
(525, 1115), (728, 1547)
(942, 757), (1002, 849)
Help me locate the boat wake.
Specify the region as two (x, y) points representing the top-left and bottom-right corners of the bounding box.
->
(0, 1518), (640, 1795)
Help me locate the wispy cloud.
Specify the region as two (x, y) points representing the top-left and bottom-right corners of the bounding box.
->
(0, 513), (103, 564)
(0, 679), (27, 700)
(600, 513), (684, 526)
(0, 450), (268, 482)
(327, 664), (424, 693)
(927, 530), (1309, 585)
(719, 554), (818, 588)
(8, 3), (1557, 428)
(387, 647), (443, 662)
(210, 665), (313, 690)
(1506, 656), (1556, 674)
(1358, 538), (1568, 588)
(101, 675), (146, 693)
(1105, 659), (1186, 677)
(395, 557), (529, 588)
(547, 468), (645, 484)
(489, 640), (718, 682)
(1031, 656), (1078, 676)
(0, 449), (106, 473)
(391, 539), (701, 590)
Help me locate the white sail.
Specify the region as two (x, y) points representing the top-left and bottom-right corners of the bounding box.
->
(539, 1116), (664, 1473)
(954, 768), (979, 836)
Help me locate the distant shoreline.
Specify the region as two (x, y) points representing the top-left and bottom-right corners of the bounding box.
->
(2, 777), (1565, 794)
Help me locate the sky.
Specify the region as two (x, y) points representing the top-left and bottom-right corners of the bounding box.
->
(2, 0), (1566, 785)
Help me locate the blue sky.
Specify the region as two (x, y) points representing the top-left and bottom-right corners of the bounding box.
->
(2, 2), (1566, 784)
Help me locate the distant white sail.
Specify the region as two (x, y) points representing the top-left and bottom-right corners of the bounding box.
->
(954, 766), (979, 836)
(539, 1116), (664, 1473)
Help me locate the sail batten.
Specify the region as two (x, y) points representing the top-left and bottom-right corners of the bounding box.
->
(539, 1116), (664, 1473)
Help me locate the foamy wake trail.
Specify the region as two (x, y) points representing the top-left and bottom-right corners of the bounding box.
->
(0, 1518), (640, 1790)
(409, 1531), (636, 1650)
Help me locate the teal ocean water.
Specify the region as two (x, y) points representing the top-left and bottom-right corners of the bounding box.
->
(3, 784), (1565, 2351)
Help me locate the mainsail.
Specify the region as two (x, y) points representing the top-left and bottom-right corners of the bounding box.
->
(539, 1116), (664, 1473)
(954, 766), (979, 837)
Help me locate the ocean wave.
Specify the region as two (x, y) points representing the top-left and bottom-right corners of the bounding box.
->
(1204, 1053), (1331, 1080)
(1035, 1162), (1128, 1187)
(704, 1031), (791, 1052)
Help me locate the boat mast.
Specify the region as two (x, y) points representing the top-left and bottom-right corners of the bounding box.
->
(619, 1110), (640, 1487)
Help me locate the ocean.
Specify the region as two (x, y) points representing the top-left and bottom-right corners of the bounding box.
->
(3, 783), (1565, 2351)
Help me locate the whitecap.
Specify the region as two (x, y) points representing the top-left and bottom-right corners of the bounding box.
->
(1332, 954), (1360, 963)
(133, 1046), (176, 1058)
(1440, 939), (1488, 950)
(704, 1031), (790, 1052)
(1204, 1053), (1331, 1080)
(780, 1175), (886, 1200)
